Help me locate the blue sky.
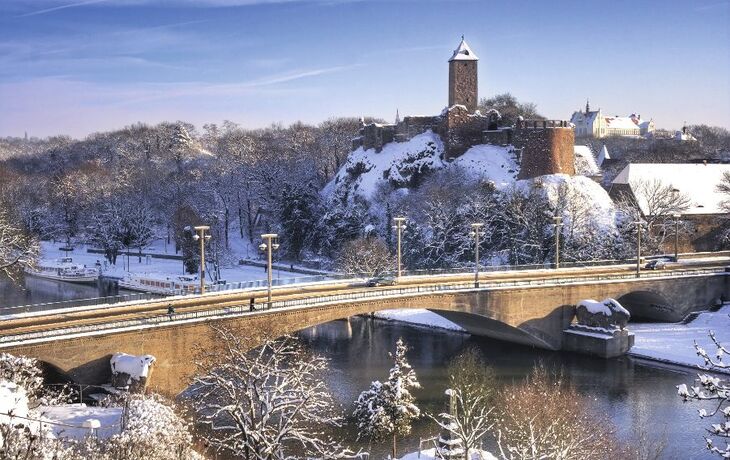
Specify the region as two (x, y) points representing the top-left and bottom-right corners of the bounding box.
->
(0, 0), (728, 138)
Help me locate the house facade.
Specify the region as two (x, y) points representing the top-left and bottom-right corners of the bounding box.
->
(571, 102), (655, 138)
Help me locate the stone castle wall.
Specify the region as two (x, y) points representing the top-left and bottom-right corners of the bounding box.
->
(352, 115), (576, 178)
(514, 120), (575, 179)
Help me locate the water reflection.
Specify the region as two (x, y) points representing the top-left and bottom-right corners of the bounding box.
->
(297, 315), (711, 459)
(0, 275), (135, 311)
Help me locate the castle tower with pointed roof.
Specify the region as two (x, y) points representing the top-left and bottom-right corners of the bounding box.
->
(448, 36), (479, 112)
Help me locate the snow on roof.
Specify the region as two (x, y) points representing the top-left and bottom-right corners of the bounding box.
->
(449, 38), (479, 61)
(612, 163), (730, 215)
(604, 116), (640, 131)
(597, 145), (610, 165)
(573, 145), (600, 175)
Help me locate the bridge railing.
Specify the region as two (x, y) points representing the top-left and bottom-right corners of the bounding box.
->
(0, 266), (725, 346)
(0, 292), (160, 316)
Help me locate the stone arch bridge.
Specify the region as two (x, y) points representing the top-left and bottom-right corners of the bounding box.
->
(1, 267), (727, 395)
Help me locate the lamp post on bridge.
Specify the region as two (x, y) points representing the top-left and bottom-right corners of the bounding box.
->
(633, 220), (645, 278)
(192, 226), (211, 294)
(552, 214), (563, 269)
(469, 223), (484, 288)
(259, 233), (279, 306)
(393, 217), (407, 279)
(673, 213), (682, 261)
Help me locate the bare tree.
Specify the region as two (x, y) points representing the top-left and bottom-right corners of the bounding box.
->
(616, 178), (691, 254)
(191, 327), (353, 460)
(496, 365), (622, 460)
(337, 237), (394, 276)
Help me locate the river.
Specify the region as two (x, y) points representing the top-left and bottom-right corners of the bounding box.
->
(0, 275), (138, 313)
(298, 316), (712, 459)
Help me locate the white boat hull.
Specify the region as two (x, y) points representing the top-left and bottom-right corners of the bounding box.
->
(25, 271), (98, 284)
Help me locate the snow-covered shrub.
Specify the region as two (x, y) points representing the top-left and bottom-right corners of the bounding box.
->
(354, 338), (421, 459)
(677, 330), (730, 457)
(0, 380), (73, 460)
(0, 353), (44, 400)
(72, 393), (200, 460)
(191, 327), (353, 459)
(496, 365), (622, 459)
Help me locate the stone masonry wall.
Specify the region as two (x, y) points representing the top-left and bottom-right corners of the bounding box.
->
(442, 105), (490, 159)
(515, 122), (575, 179)
(449, 60), (478, 112)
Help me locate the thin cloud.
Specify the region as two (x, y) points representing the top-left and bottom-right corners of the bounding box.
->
(113, 63), (360, 105)
(694, 1), (729, 10)
(16, 0), (110, 17)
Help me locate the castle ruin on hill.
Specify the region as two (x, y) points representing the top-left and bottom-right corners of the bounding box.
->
(351, 37), (576, 179)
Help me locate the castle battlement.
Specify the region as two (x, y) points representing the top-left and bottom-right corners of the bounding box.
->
(351, 38), (576, 179)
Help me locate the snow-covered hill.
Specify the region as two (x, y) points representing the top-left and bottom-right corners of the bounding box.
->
(324, 130), (518, 201)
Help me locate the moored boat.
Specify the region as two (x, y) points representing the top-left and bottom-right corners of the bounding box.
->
(118, 272), (204, 295)
(25, 257), (99, 284)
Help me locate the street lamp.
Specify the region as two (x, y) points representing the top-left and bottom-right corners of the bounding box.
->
(469, 223), (484, 288)
(633, 220), (644, 278)
(552, 214), (563, 269)
(392, 217), (406, 279)
(259, 233), (280, 305)
(192, 226), (211, 294)
(673, 213), (682, 261)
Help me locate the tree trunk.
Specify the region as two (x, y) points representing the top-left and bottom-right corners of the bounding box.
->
(392, 433), (397, 459)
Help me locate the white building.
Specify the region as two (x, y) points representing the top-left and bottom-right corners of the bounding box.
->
(571, 102), (655, 138)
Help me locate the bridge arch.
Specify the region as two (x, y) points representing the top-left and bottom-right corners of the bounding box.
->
(615, 290), (677, 322)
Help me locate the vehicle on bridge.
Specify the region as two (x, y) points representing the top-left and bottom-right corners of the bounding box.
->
(366, 275), (397, 287)
(25, 257), (99, 284)
(644, 259), (668, 270)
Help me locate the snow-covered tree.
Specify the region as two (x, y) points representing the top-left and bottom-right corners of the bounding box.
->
(192, 328), (353, 459)
(430, 348), (495, 460)
(0, 208), (38, 281)
(677, 331), (730, 457)
(353, 337), (421, 459)
(278, 182), (320, 260)
(496, 365), (621, 460)
(336, 237), (394, 276)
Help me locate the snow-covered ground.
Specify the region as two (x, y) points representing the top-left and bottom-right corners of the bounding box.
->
(399, 448), (496, 460)
(629, 304), (730, 372)
(39, 240), (303, 284)
(40, 404), (122, 439)
(374, 309), (466, 332)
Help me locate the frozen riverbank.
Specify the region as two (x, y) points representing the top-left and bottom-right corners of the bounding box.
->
(373, 304), (730, 375)
(373, 309), (467, 332)
(629, 304), (730, 373)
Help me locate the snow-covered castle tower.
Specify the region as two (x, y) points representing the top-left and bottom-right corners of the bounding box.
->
(448, 37), (479, 112)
